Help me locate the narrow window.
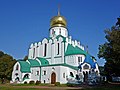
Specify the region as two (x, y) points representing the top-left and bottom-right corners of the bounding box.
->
(63, 73), (65, 78)
(43, 71), (46, 75)
(33, 48), (35, 58)
(52, 29), (55, 36)
(16, 64), (19, 70)
(57, 43), (59, 55)
(44, 80), (45, 83)
(36, 71), (39, 75)
(76, 75), (79, 80)
(59, 28), (61, 34)
(70, 72), (74, 77)
(78, 57), (81, 63)
(81, 57), (82, 62)
(31, 70), (33, 74)
(44, 44), (47, 56)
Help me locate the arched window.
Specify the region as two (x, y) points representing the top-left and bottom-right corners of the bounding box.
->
(63, 73), (65, 78)
(59, 28), (61, 34)
(78, 57), (82, 63)
(33, 48), (35, 58)
(57, 43), (59, 55)
(70, 72), (74, 77)
(23, 74), (29, 79)
(83, 64), (89, 69)
(16, 64), (19, 70)
(44, 43), (47, 56)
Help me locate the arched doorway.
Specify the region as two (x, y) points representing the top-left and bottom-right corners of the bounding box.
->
(51, 72), (56, 84)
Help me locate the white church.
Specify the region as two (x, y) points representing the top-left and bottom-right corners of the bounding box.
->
(11, 11), (100, 84)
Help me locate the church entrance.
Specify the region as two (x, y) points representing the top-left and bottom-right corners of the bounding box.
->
(51, 72), (56, 84)
(83, 72), (88, 82)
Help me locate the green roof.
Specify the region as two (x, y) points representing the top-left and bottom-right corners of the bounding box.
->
(18, 60), (31, 73)
(65, 44), (88, 56)
(56, 35), (66, 42)
(28, 59), (40, 67)
(37, 57), (49, 66)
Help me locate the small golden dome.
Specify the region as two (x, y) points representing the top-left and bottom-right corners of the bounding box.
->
(50, 14), (67, 27)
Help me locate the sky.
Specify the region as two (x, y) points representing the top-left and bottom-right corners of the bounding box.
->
(0, 0), (120, 66)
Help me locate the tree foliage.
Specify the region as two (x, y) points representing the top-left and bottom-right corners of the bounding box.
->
(23, 55), (28, 61)
(98, 26), (120, 77)
(0, 51), (16, 80)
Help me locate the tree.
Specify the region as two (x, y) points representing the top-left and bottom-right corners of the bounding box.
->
(98, 19), (120, 79)
(23, 55), (28, 61)
(0, 51), (16, 80)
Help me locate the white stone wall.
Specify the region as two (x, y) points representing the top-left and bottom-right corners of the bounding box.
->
(41, 65), (78, 84)
(65, 55), (85, 67)
(30, 67), (40, 82)
(65, 36), (85, 51)
(49, 27), (68, 37)
(12, 62), (22, 82)
(59, 66), (78, 84)
(28, 35), (65, 65)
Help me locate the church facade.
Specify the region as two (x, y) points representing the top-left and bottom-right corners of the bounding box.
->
(11, 11), (100, 84)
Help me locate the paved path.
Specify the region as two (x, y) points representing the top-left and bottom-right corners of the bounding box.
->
(0, 84), (83, 90)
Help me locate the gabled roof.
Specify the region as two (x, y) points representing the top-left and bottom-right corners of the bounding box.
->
(56, 35), (66, 42)
(36, 57), (49, 66)
(18, 60), (31, 73)
(28, 59), (40, 67)
(78, 54), (97, 69)
(65, 44), (87, 56)
(83, 55), (96, 69)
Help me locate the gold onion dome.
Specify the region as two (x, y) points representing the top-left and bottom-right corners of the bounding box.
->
(50, 11), (67, 27)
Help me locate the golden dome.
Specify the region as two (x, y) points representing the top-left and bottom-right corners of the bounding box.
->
(50, 14), (67, 27)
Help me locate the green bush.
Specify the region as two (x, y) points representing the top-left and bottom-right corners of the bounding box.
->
(29, 80), (35, 84)
(66, 83), (76, 87)
(35, 81), (41, 85)
(55, 82), (60, 86)
(24, 81), (27, 84)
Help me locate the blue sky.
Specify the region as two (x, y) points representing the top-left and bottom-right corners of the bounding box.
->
(0, 0), (120, 66)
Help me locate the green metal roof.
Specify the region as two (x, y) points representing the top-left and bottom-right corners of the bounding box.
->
(28, 59), (40, 67)
(65, 44), (88, 56)
(56, 35), (66, 42)
(37, 57), (49, 66)
(18, 60), (31, 73)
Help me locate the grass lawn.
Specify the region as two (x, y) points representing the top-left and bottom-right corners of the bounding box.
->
(0, 83), (120, 90)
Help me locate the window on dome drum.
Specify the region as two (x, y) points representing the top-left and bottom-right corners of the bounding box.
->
(63, 73), (65, 78)
(33, 48), (35, 58)
(43, 71), (46, 75)
(16, 64), (19, 70)
(44, 44), (47, 56)
(37, 71), (39, 75)
(59, 28), (61, 34)
(52, 29), (55, 36)
(57, 43), (59, 55)
(70, 72), (74, 77)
